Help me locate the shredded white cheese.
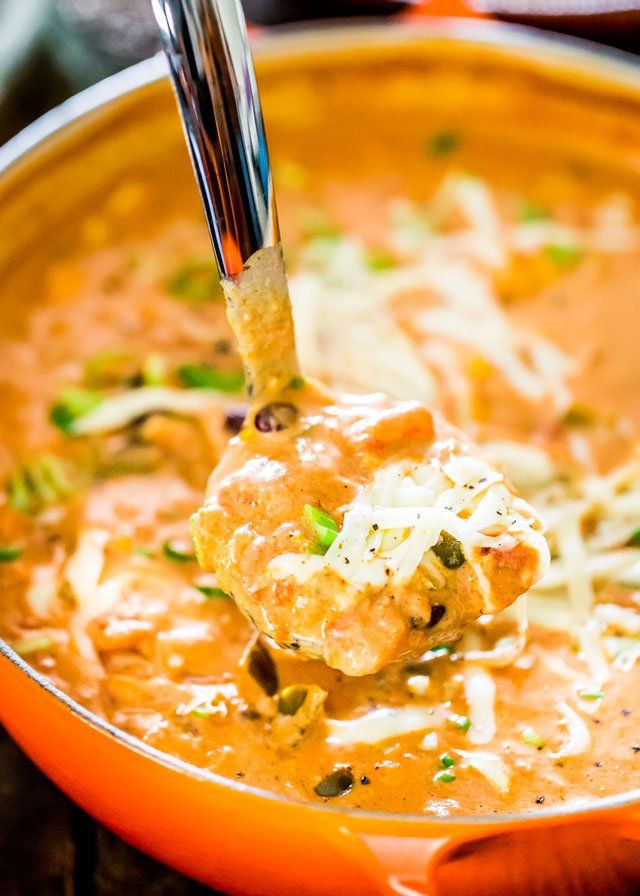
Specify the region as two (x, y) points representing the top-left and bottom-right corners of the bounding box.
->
(325, 706), (445, 745)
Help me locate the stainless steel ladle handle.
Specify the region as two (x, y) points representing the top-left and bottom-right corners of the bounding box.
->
(152, 0), (279, 278)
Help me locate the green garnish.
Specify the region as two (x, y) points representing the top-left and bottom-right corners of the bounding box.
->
(366, 250), (395, 272)
(433, 532), (465, 569)
(50, 388), (104, 435)
(7, 455), (78, 514)
(0, 545), (22, 562)
(166, 258), (222, 302)
(190, 706), (217, 718)
(13, 635), (54, 656)
(448, 713), (471, 732)
(84, 348), (135, 388)
(142, 353), (167, 386)
(578, 689), (605, 701)
(518, 201), (549, 223)
(439, 753), (455, 769)
(134, 546), (156, 559)
(195, 584), (230, 600)
(546, 243), (582, 267)
(521, 726), (545, 749)
(433, 769), (456, 783)
(314, 768), (354, 798)
(562, 404), (596, 427)
(162, 538), (196, 563)
(278, 685), (308, 716)
(287, 375), (306, 391)
(304, 504), (339, 555)
(177, 363), (245, 393)
(627, 529), (640, 547)
(428, 131), (460, 157)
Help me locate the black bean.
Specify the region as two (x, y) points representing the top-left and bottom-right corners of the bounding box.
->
(225, 403), (248, 434)
(254, 402), (298, 433)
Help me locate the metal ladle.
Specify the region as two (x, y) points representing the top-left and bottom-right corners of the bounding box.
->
(152, 0), (299, 402)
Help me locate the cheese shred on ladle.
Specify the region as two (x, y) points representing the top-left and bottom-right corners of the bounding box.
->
(155, 0), (549, 675)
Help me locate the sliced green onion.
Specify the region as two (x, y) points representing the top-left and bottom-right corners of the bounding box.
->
(195, 584), (230, 600)
(428, 131), (460, 157)
(166, 258), (222, 302)
(518, 201), (549, 223)
(142, 353), (167, 386)
(448, 713), (471, 732)
(7, 455), (78, 514)
(366, 250), (395, 272)
(162, 538), (196, 563)
(177, 363), (244, 393)
(134, 546), (156, 559)
(84, 348), (135, 388)
(439, 753), (455, 769)
(627, 529), (640, 547)
(304, 504), (339, 555)
(520, 726), (545, 749)
(433, 769), (456, 783)
(50, 388), (104, 435)
(546, 243), (582, 267)
(578, 689), (605, 701)
(433, 532), (465, 569)
(191, 706), (217, 718)
(13, 635), (54, 656)
(0, 545), (22, 562)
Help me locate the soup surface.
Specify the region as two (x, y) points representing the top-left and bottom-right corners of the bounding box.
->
(1, 45), (640, 816)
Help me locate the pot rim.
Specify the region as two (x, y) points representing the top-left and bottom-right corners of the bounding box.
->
(1, 17), (639, 828)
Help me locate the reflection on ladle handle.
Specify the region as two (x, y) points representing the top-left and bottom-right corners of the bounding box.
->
(152, 0), (279, 277)
(152, 0), (300, 400)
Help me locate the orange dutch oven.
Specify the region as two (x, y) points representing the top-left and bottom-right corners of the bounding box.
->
(1, 20), (639, 896)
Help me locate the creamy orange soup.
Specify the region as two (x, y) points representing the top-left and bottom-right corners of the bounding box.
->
(1, 45), (640, 816)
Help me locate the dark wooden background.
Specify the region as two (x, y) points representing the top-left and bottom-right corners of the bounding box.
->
(0, 727), (220, 895)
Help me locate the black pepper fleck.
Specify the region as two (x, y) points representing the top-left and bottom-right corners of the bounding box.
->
(535, 796), (545, 804)
(632, 745), (640, 753)
(594, 761), (602, 768)
(621, 709), (631, 717)
(360, 776), (370, 785)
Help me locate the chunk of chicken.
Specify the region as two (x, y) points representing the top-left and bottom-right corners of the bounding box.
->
(192, 381), (549, 675)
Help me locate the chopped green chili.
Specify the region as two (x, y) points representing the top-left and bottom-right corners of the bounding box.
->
(278, 685), (308, 716)
(448, 713), (471, 732)
(195, 584), (230, 600)
(162, 538), (196, 563)
(546, 243), (582, 267)
(433, 769), (456, 783)
(304, 504), (339, 555)
(314, 768), (354, 798)
(0, 545), (22, 562)
(428, 131), (460, 157)
(7, 455), (78, 514)
(246, 641), (279, 696)
(521, 726), (545, 749)
(433, 532), (465, 569)
(177, 363), (245, 393)
(578, 689), (605, 701)
(13, 635), (54, 656)
(166, 258), (222, 302)
(50, 388), (104, 435)
(439, 753), (455, 769)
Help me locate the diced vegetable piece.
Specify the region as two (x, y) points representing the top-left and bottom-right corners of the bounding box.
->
(433, 769), (456, 783)
(546, 243), (582, 266)
(520, 726), (545, 749)
(162, 538), (196, 563)
(0, 545), (22, 562)
(50, 388), (104, 434)
(166, 257), (222, 302)
(433, 532), (465, 569)
(287, 375), (306, 391)
(578, 689), (605, 701)
(195, 584), (230, 599)
(142, 354), (167, 386)
(304, 504), (339, 554)
(439, 753), (455, 769)
(278, 685), (308, 716)
(627, 529), (640, 547)
(13, 635), (54, 656)
(177, 363), (244, 393)
(314, 768), (354, 798)
(448, 713), (471, 732)
(7, 455), (78, 514)
(247, 641), (279, 696)
(428, 131), (459, 157)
